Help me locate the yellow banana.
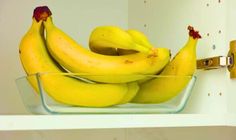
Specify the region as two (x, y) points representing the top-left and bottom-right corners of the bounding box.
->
(89, 26), (151, 54)
(132, 26), (201, 103)
(42, 9), (170, 83)
(126, 29), (153, 49)
(89, 28), (153, 56)
(117, 29), (153, 55)
(118, 82), (139, 104)
(19, 8), (131, 107)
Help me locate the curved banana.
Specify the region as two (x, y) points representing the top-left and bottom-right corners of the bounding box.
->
(89, 26), (151, 54)
(42, 9), (170, 83)
(19, 10), (130, 107)
(132, 26), (201, 103)
(89, 28), (154, 56)
(118, 82), (139, 104)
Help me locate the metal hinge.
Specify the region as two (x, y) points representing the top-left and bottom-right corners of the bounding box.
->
(197, 40), (236, 79)
(197, 56), (232, 70)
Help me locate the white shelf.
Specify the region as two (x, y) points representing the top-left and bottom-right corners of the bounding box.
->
(0, 114), (229, 131)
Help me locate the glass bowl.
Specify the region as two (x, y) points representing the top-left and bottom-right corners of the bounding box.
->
(15, 73), (196, 114)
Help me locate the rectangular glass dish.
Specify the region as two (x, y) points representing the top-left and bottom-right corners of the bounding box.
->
(16, 73), (196, 114)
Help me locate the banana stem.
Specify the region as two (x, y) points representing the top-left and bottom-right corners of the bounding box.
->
(188, 26), (201, 39)
(33, 6), (52, 22)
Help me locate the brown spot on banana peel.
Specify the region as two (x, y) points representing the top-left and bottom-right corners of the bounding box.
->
(124, 60), (134, 64)
(147, 53), (158, 58)
(145, 49), (160, 65)
(147, 50), (158, 58)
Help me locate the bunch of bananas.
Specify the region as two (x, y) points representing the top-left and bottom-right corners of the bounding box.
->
(19, 6), (201, 107)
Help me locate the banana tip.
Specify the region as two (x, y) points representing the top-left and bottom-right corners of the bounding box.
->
(33, 6), (52, 22)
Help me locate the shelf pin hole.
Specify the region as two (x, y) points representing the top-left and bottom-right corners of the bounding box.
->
(212, 45), (216, 50)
